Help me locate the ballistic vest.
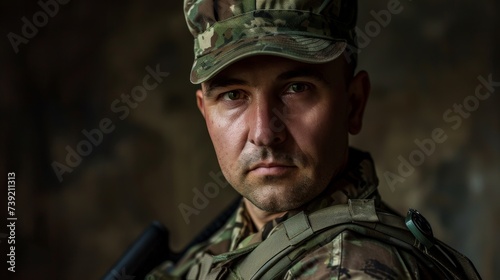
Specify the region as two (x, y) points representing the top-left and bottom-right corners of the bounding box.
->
(189, 199), (481, 280)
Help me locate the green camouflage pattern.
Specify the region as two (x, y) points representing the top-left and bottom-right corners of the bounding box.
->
(146, 148), (442, 279)
(183, 0), (358, 83)
(282, 230), (435, 279)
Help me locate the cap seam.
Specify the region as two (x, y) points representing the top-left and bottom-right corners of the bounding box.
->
(195, 32), (344, 59)
(206, 9), (325, 25)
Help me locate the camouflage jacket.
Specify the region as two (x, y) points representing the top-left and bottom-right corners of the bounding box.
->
(147, 149), (440, 279)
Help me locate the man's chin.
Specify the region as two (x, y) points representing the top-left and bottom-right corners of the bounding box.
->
(244, 190), (311, 213)
(237, 175), (318, 212)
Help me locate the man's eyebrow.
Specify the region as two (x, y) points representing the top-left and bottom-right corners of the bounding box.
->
(276, 68), (331, 86)
(203, 68), (330, 97)
(204, 77), (249, 98)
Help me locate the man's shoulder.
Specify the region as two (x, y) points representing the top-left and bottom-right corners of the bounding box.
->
(147, 200), (480, 279)
(284, 229), (436, 279)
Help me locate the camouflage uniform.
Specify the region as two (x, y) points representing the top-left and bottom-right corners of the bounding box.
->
(145, 0), (480, 279)
(147, 149), (441, 279)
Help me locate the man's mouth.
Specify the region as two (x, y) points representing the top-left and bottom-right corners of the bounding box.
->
(248, 162), (296, 176)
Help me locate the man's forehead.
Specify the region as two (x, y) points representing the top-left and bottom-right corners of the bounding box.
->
(202, 55), (345, 93)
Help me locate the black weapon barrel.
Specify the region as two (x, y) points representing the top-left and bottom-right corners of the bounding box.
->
(102, 221), (176, 280)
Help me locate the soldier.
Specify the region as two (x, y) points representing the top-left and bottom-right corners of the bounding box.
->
(147, 0), (481, 279)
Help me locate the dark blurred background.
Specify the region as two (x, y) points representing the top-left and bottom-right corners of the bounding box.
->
(0, 0), (498, 279)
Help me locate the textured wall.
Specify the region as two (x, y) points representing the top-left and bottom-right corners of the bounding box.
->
(0, 0), (498, 279)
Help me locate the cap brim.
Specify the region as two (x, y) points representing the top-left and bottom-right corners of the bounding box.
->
(190, 34), (347, 84)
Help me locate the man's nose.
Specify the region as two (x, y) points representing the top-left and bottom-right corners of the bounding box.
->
(247, 99), (287, 147)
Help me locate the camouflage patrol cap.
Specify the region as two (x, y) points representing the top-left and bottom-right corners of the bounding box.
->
(184, 0), (358, 84)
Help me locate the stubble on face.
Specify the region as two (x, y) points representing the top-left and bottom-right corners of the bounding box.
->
(236, 146), (316, 212)
(200, 55), (353, 215)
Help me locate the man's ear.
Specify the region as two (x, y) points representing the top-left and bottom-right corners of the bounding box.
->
(196, 88), (206, 118)
(347, 70), (370, 135)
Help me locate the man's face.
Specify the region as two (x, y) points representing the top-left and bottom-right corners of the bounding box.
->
(196, 55), (369, 213)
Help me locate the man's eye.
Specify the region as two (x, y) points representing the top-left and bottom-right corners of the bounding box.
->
(222, 91), (243, 101)
(286, 83), (309, 93)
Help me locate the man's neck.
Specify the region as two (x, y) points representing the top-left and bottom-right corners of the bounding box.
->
(243, 199), (286, 230)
